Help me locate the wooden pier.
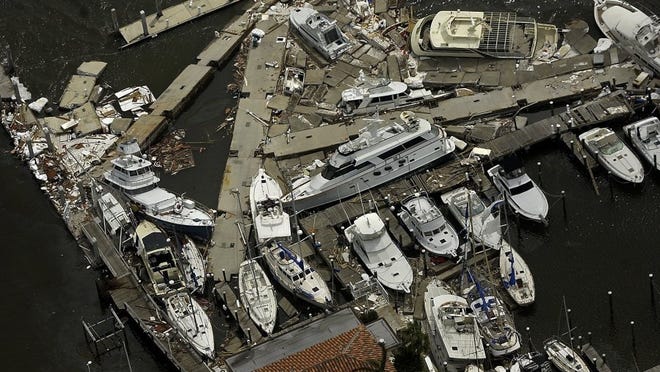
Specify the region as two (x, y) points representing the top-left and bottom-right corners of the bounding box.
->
(117, 0), (245, 48)
(581, 343), (613, 372)
(82, 221), (129, 278)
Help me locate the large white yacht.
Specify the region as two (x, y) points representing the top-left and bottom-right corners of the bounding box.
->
(344, 212), (413, 293)
(283, 112), (455, 211)
(398, 192), (461, 260)
(104, 139), (215, 242)
(339, 78), (440, 116)
(623, 117), (660, 171)
(579, 127), (644, 183)
(261, 242), (332, 308)
(487, 157), (548, 223)
(441, 187), (503, 250)
(250, 168), (291, 243)
(594, 0), (660, 75)
(289, 7), (351, 61)
(424, 279), (486, 369)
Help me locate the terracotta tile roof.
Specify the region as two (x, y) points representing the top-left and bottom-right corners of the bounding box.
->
(256, 324), (395, 372)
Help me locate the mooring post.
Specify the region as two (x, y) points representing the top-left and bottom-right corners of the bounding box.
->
(139, 10), (148, 37)
(608, 290), (614, 319)
(515, 211), (521, 242)
(27, 139), (34, 158)
(526, 326), (532, 350)
(247, 327), (252, 344)
(630, 321), (636, 352)
(602, 353), (607, 365)
(421, 249), (427, 276)
(155, 0), (162, 17)
(222, 290), (227, 304)
(111, 8), (119, 32)
(654, 154), (657, 170)
(588, 331), (592, 344)
(607, 171), (614, 201)
(650, 273), (656, 301)
(549, 100), (554, 116)
(578, 335), (583, 348)
(5, 44), (14, 73)
(567, 308), (573, 331)
(561, 190), (567, 220)
(384, 217), (389, 229)
(222, 268), (227, 282)
(570, 140), (574, 153)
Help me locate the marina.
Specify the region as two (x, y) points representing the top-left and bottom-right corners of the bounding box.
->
(1, 0), (660, 371)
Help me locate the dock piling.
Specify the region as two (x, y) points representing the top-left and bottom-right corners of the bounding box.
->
(4, 44), (14, 73)
(526, 326), (532, 350)
(608, 290), (614, 319)
(602, 353), (607, 364)
(549, 100), (554, 115)
(155, 0), (163, 17)
(537, 161), (542, 186)
(139, 10), (148, 37)
(630, 321), (636, 352)
(654, 155), (657, 170)
(567, 308), (573, 331)
(588, 331), (592, 344)
(222, 268), (227, 282)
(607, 171), (614, 201)
(27, 139), (34, 158)
(561, 190), (567, 220)
(650, 273), (656, 302)
(421, 249), (427, 276)
(111, 8), (119, 32)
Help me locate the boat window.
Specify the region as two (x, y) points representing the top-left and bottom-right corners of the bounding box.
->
(597, 139), (624, 155)
(377, 136), (426, 160)
(323, 28), (341, 44)
(312, 287), (319, 292)
(304, 268), (311, 275)
(424, 230), (434, 237)
(510, 181), (535, 195)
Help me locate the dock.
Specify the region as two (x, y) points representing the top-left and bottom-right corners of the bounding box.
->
(581, 343), (613, 372)
(117, 0), (245, 48)
(82, 221), (129, 278)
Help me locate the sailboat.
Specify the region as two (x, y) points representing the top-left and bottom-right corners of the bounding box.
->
(178, 236), (206, 293)
(165, 292), (215, 359)
(543, 338), (589, 371)
(499, 242), (535, 306)
(238, 258), (278, 335)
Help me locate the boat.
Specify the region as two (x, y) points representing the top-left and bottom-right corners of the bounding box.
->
(499, 244), (535, 306)
(423, 278), (486, 369)
(289, 7), (351, 61)
(339, 76), (442, 116)
(104, 139), (216, 242)
(165, 293), (215, 359)
(410, 10), (558, 59)
(578, 127), (644, 183)
(440, 187), (503, 250)
(178, 236), (206, 293)
(594, 0), (660, 76)
(135, 220), (186, 296)
(397, 192), (461, 260)
(510, 351), (553, 372)
(465, 271), (521, 357)
(92, 182), (135, 252)
(249, 168), (292, 243)
(543, 338), (589, 372)
(487, 157), (548, 223)
(261, 241), (332, 308)
(344, 212), (413, 293)
(238, 259), (278, 335)
(282, 111), (455, 211)
(623, 116), (660, 170)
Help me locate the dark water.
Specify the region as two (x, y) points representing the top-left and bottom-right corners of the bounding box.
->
(1, 0), (659, 371)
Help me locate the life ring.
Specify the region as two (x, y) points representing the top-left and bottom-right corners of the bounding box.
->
(174, 201), (183, 214)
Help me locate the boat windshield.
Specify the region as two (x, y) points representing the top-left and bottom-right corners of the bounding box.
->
(509, 181), (534, 195)
(595, 135), (623, 155)
(457, 194), (485, 217)
(324, 28), (341, 44)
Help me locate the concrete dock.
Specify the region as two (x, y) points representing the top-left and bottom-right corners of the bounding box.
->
(117, 0), (244, 48)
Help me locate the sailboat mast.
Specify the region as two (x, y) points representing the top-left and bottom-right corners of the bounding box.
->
(563, 296), (576, 352)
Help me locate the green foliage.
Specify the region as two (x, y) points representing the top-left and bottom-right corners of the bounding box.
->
(393, 320), (428, 372)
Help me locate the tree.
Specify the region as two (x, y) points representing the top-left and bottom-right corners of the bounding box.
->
(393, 320), (428, 372)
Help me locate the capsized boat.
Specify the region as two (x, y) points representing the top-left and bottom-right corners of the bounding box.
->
(499, 243), (535, 306)
(594, 0), (660, 76)
(135, 220), (185, 296)
(623, 116), (660, 171)
(465, 270), (521, 357)
(510, 351), (553, 372)
(578, 127), (644, 183)
(238, 259), (278, 335)
(283, 111), (455, 211)
(249, 168), (291, 243)
(398, 192), (461, 260)
(179, 236), (206, 293)
(543, 338), (589, 372)
(424, 278), (486, 368)
(261, 241), (332, 308)
(410, 10), (558, 59)
(487, 157), (548, 223)
(289, 7), (351, 61)
(104, 139), (215, 242)
(440, 187), (503, 250)
(165, 293), (215, 359)
(344, 212), (413, 293)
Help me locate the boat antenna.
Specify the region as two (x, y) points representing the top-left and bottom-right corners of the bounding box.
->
(357, 183), (366, 217)
(563, 295), (577, 355)
(288, 179), (304, 269)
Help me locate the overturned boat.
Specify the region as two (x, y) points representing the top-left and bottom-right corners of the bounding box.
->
(289, 7), (351, 61)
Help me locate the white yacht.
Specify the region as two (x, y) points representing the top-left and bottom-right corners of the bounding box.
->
(487, 158), (548, 223)
(424, 279), (486, 369)
(261, 242), (332, 308)
(179, 236), (206, 293)
(594, 0), (660, 76)
(398, 193), (461, 260)
(578, 127), (644, 183)
(339, 78), (440, 116)
(249, 168), (291, 243)
(543, 338), (589, 372)
(410, 10), (558, 59)
(510, 351), (553, 372)
(92, 182), (135, 252)
(165, 293), (215, 359)
(499, 243), (535, 306)
(104, 139), (215, 242)
(283, 112), (455, 211)
(135, 220), (185, 297)
(238, 259), (277, 335)
(344, 212), (413, 293)
(440, 187), (503, 250)
(466, 276), (521, 357)
(289, 7), (351, 61)
(623, 116), (660, 171)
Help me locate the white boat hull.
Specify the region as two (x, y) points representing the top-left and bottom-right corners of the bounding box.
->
(544, 338), (589, 372)
(238, 259), (278, 335)
(180, 236), (206, 292)
(623, 117), (660, 171)
(166, 293), (215, 359)
(249, 168), (292, 242)
(499, 243), (535, 306)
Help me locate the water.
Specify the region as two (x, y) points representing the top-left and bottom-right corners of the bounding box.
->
(1, 0), (659, 371)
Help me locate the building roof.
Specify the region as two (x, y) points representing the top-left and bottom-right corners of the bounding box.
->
(226, 308), (396, 372)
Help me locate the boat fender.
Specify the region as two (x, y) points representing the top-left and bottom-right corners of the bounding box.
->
(174, 201), (183, 214)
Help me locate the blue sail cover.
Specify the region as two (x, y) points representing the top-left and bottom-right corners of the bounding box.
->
(508, 252), (516, 287)
(467, 269), (490, 312)
(277, 242), (304, 270)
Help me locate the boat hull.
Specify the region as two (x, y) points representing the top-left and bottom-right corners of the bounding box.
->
(238, 259), (278, 335)
(166, 293), (215, 359)
(499, 243), (535, 306)
(146, 214), (214, 243)
(623, 117), (660, 171)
